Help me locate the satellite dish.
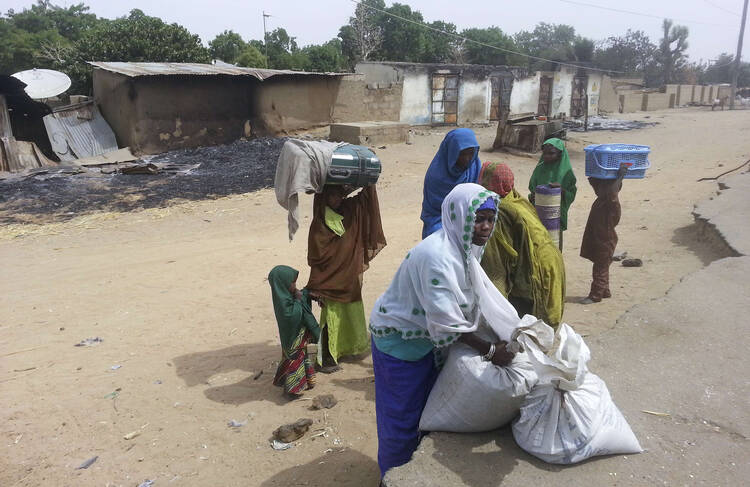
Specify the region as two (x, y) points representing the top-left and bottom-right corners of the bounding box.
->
(11, 69), (72, 99)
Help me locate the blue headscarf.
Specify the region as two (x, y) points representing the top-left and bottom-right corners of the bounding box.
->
(420, 128), (481, 238)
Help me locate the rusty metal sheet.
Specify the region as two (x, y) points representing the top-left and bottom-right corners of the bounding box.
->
(0, 137), (57, 172)
(43, 102), (118, 161)
(87, 62), (348, 80)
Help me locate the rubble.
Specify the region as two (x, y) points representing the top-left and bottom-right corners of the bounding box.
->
(311, 394), (338, 410)
(273, 418), (313, 443)
(565, 116), (658, 132)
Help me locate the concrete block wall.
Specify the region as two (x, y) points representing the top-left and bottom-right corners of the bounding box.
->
(329, 121), (409, 145)
(332, 76), (403, 123)
(599, 75), (620, 113)
(619, 93), (644, 113)
(677, 85), (692, 105)
(643, 93), (671, 111)
(718, 85), (732, 100)
(615, 84), (734, 111)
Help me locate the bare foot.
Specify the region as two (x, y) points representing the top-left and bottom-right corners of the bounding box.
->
(579, 296), (599, 305)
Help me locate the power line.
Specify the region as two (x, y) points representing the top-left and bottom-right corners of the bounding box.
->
(708, 58), (737, 69)
(703, 0), (740, 16)
(350, 0), (624, 73)
(557, 0), (735, 27)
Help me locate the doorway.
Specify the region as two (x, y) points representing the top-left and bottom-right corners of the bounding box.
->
(570, 76), (588, 118)
(490, 76), (512, 121)
(537, 76), (553, 117)
(431, 73), (458, 125)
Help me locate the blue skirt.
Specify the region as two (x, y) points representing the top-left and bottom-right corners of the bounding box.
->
(372, 341), (438, 477)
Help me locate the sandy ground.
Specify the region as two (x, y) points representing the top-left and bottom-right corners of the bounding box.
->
(1, 107), (748, 486)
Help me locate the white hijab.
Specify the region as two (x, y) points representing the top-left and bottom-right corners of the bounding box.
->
(370, 183), (520, 347)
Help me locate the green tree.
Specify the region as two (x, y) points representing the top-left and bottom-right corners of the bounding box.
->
(209, 30), (246, 64)
(573, 37), (594, 62)
(337, 25), (358, 69)
(701, 53), (750, 86)
(375, 3), (426, 62)
(343, 0), (384, 64)
(236, 44), (267, 68)
(262, 28), (300, 69)
(421, 21), (459, 63)
(460, 27), (520, 66)
(69, 9), (209, 92)
(515, 23), (577, 70)
(656, 19), (688, 85)
(0, 20), (14, 71)
(593, 30), (656, 74)
(302, 39), (346, 72)
(1, 1), (100, 75)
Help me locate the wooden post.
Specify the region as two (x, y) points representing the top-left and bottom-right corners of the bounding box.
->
(0, 95), (12, 138)
(730, 0), (749, 109)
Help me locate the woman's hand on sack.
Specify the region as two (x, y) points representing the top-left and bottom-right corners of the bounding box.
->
(490, 341), (515, 367)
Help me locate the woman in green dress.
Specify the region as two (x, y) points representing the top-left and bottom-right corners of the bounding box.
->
(528, 138), (577, 250)
(480, 162), (566, 327)
(268, 265), (321, 397)
(306, 184), (386, 370)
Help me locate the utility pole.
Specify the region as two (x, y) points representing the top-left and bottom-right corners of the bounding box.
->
(730, 0), (749, 109)
(262, 11), (271, 62)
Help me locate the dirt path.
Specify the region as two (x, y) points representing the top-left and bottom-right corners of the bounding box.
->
(1, 108), (748, 486)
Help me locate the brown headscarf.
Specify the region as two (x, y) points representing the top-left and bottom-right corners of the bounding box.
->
(306, 185), (386, 303)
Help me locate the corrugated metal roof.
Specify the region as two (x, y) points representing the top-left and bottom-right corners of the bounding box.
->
(88, 62), (349, 80)
(43, 102), (118, 161)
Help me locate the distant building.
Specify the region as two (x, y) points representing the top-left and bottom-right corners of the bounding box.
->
(355, 61), (619, 125)
(355, 61), (519, 126)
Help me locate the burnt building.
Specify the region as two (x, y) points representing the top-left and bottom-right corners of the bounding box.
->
(90, 62), (348, 155)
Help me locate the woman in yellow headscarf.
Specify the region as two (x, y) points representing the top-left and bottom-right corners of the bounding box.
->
(479, 162), (565, 327)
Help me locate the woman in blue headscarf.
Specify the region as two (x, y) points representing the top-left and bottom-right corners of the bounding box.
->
(420, 128), (482, 239)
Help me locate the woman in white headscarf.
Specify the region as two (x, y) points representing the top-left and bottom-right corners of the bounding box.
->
(369, 183), (521, 478)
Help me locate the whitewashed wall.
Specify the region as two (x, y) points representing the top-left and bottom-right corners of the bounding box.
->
(509, 72), (541, 114)
(587, 73), (603, 116)
(399, 73), (431, 125)
(458, 78), (491, 124)
(551, 68), (574, 117)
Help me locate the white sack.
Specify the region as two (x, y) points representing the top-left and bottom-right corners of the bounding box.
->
(419, 342), (538, 433)
(511, 320), (642, 464)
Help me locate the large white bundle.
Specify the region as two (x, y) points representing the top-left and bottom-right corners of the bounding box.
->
(511, 320), (642, 464)
(419, 342), (538, 433)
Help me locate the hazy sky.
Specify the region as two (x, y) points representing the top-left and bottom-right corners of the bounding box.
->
(6, 0), (748, 64)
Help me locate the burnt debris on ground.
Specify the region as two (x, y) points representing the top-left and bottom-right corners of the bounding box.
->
(0, 137), (287, 225)
(564, 116), (658, 132)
